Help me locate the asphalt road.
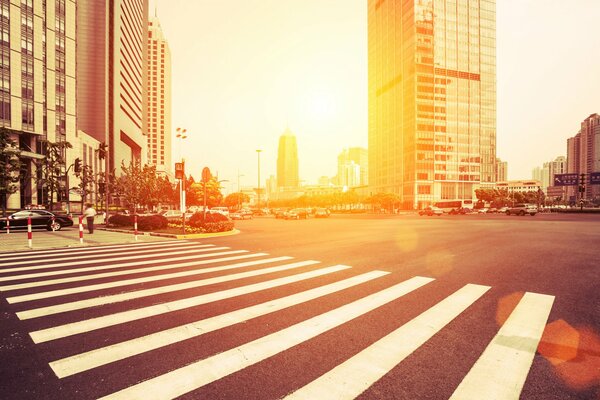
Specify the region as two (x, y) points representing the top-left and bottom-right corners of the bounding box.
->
(0, 212), (598, 399)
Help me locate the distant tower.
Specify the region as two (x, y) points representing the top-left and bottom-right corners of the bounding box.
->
(147, 15), (172, 174)
(277, 128), (299, 188)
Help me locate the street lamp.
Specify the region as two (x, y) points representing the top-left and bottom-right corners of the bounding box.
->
(256, 149), (262, 208)
(237, 169), (244, 210)
(176, 127), (187, 233)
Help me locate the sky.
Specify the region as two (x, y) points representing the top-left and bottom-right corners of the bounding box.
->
(150, 0), (600, 192)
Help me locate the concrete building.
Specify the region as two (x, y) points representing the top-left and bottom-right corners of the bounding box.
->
(276, 127), (299, 189)
(495, 158), (507, 182)
(337, 147), (368, 187)
(146, 15), (171, 174)
(533, 155), (566, 194)
(368, 0), (497, 209)
(566, 114), (600, 201)
(2, 0), (77, 210)
(77, 0), (149, 175)
(495, 180), (541, 194)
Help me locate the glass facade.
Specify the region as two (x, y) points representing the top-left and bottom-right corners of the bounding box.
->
(368, 0), (497, 209)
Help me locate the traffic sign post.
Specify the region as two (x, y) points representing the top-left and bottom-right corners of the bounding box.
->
(590, 172), (600, 185)
(553, 173), (579, 186)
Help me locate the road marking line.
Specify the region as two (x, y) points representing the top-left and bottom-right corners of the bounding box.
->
(18, 260), (322, 319)
(0, 249), (243, 285)
(0, 241), (194, 263)
(30, 261), (333, 344)
(284, 284), (491, 400)
(449, 292), (555, 400)
(7, 256), (291, 303)
(98, 276), (434, 400)
(50, 270), (390, 378)
(0, 244), (217, 273)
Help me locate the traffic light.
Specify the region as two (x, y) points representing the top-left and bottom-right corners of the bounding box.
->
(74, 158), (82, 175)
(579, 173), (586, 193)
(98, 182), (105, 195)
(175, 162), (184, 180)
(98, 142), (107, 160)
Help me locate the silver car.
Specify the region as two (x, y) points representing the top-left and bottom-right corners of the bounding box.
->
(506, 203), (537, 216)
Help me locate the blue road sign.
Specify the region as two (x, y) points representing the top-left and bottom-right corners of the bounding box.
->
(554, 173), (579, 186)
(591, 172), (600, 185)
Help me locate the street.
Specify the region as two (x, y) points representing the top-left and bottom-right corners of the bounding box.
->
(0, 213), (598, 399)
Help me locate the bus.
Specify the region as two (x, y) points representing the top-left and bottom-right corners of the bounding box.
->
(434, 200), (474, 214)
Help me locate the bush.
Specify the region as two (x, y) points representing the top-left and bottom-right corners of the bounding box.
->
(108, 214), (132, 227)
(189, 212), (230, 227)
(201, 221), (235, 233)
(137, 215), (168, 230)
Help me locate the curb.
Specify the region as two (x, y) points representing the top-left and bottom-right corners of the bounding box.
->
(99, 227), (240, 239)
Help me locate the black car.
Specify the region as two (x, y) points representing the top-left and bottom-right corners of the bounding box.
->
(0, 210), (74, 231)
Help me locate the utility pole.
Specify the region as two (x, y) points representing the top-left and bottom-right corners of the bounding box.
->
(256, 149), (262, 209)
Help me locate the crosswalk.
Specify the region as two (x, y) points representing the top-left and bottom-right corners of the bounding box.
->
(0, 240), (555, 399)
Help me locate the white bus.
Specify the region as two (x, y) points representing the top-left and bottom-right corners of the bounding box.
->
(434, 200), (474, 214)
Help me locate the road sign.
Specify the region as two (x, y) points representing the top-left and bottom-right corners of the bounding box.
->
(591, 172), (600, 185)
(553, 173), (578, 186)
(202, 167), (212, 183)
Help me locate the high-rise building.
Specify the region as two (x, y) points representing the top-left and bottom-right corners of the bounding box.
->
(2, 0), (77, 209)
(276, 127), (299, 188)
(566, 113), (600, 201)
(77, 0), (149, 174)
(337, 147), (368, 187)
(533, 156), (566, 194)
(495, 158), (507, 182)
(147, 15), (171, 174)
(368, 0), (497, 209)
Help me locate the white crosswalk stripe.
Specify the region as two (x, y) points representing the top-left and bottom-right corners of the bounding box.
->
(0, 242), (556, 400)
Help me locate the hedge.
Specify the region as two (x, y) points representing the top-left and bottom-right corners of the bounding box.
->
(108, 214), (133, 227)
(189, 212), (231, 227)
(137, 215), (168, 230)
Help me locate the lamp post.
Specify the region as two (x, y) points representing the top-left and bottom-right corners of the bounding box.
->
(176, 127), (187, 233)
(256, 149), (262, 208)
(237, 169), (244, 210)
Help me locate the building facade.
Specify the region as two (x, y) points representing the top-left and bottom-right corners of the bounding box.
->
(495, 180), (541, 194)
(337, 147), (368, 187)
(566, 113), (600, 201)
(77, 0), (148, 175)
(532, 155), (566, 194)
(495, 157), (507, 182)
(146, 15), (171, 174)
(276, 127), (299, 189)
(2, 0), (77, 210)
(368, 0), (497, 209)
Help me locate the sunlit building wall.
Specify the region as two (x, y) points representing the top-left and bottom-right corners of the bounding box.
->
(368, 0), (497, 209)
(495, 157), (507, 182)
(276, 127), (299, 189)
(566, 113), (600, 201)
(146, 15), (171, 174)
(337, 147), (368, 186)
(2, 0), (77, 209)
(77, 0), (148, 175)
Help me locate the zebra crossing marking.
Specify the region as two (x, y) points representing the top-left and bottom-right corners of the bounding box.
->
(449, 292), (554, 400)
(29, 262), (347, 344)
(284, 284), (490, 399)
(7, 256), (291, 303)
(17, 260), (325, 319)
(97, 276), (434, 400)
(0, 249), (245, 285)
(50, 270), (390, 378)
(0, 240), (195, 264)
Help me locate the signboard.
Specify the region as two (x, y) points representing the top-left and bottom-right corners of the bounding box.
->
(175, 162), (184, 180)
(202, 167), (212, 183)
(591, 172), (600, 185)
(553, 173), (578, 186)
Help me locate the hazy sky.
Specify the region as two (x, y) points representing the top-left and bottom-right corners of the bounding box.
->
(150, 0), (600, 191)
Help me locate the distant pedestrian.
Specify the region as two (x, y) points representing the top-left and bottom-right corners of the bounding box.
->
(83, 203), (97, 234)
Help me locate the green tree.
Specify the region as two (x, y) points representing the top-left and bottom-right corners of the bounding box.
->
(224, 192), (250, 210)
(188, 177), (224, 209)
(0, 128), (21, 216)
(77, 164), (95, 208)
(36, 140), (72, 210)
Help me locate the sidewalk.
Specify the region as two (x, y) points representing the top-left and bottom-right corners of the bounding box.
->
(0, 228), (173, 254)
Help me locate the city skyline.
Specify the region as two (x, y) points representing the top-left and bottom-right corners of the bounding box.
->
(150, 0), (600, 187)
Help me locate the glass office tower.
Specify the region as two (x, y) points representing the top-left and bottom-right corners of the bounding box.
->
(368, 0), (497, 209)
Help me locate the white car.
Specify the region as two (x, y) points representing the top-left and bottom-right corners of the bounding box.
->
(210, 207), (230, 216)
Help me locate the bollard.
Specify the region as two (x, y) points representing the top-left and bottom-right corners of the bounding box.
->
(27, 216), (32, 248)
(134, 215), (138, 241)
(6, 217), (9, 234)
(79, 216), (84, 244)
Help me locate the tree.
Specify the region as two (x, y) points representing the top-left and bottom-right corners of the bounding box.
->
(224, 192), (250, 210)
(77, 164), (95, 208)
(156, 175), (177, 208)
(188, 177), (224, 209)
(36, 140), (72, 210)
(0, 128), (21, 216)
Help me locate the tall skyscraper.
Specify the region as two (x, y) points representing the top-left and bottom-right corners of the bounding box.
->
(337, 147), (368, 187)
(368, 0), (497, 209)
(77, 0), (149, 174)
(2, 0), (77, 209)
(277, 127), (299, 188)
(147, 15), (171, 174)
(566, 114), (600, 201)
(495, 158), (508, 182)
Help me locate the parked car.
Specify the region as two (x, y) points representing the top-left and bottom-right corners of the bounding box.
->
(497, 206), (509, 213)
(477, 208), (489, 214)
(159, 210), (193, 221)
(506, 203), (538, 216)
(210, 207), (230, 216)
(285, 208), (308, 220)
(274, 208), (288, 219)
(314, 208), (330, 218)
(0, 209), (73, 231)
(419, 206), (443, 216)
(230, 209), (252, 220)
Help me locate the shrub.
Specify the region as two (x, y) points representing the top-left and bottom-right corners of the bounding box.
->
(189, 212), (230, 227)
(137, 215), (168, 231)
(108, 214), (132, 227)
(201, 221), (234, 233)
